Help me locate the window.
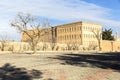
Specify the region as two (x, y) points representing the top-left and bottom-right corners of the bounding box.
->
(65, 28), (66, 32)
(67, 35), (68, 39)
(60, 29), (62, 32)
(70, 28), (71, 32)
(65, 35), (66, 40)
(77, 27), (79, 31)
(72, 35), (73, 39)
(79, 27), (81, 30)
(74, 27), (76, 31)
(67, 28), (69, 32)
(79, 34), (81, 38)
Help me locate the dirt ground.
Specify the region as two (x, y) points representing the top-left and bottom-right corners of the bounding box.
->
(0, 52), (120, 80)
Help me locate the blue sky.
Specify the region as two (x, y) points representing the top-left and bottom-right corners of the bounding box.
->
(83, 0), (120, 20)
(0, 0), (120, 40)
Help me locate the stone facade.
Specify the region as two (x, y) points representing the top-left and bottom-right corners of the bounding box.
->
(55, 22), (82, 45)
(22, 28), (54, 43)
(81, 22), (102, 47)
(55, 22), (102, 47)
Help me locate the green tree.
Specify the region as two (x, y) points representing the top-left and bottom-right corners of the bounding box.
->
(102, 28), (114, 40)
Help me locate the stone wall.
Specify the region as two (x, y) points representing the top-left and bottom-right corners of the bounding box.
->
(1, 40), (120, 53)
(0, 41), (28, 52)
(102, 40), (120, 52)
(0, 41), (69, 52)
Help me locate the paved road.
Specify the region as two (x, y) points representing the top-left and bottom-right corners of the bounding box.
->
(0, 52), (120, 80)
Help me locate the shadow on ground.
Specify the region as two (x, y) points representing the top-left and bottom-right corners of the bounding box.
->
(49, 52), (120, 71)
(0, 63), (42, 80)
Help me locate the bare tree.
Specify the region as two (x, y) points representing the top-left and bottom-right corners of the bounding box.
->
(51, 27), (56, 50)
(11, 13), (50, 53)
(92, 30), (102, 51)
(66, 43), (72, 50)
(0, 35), (9, 51)
(72, 42), (80, 51)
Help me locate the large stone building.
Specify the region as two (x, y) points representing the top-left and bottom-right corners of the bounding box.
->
(55, 22), (102, 47)
(22, 21), (102, 48)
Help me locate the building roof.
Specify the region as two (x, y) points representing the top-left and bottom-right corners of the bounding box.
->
(54, 21), (102, 28)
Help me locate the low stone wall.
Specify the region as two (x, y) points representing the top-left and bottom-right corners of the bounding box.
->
(0, 42), (28, 52)
(0, 41), (96, 52)
(0, 41), (70, 52)
(1, 40), (120, 53)
(102, 40), (120, 52)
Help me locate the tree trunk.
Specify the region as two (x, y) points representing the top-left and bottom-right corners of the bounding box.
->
(51, 43), (55, 51)
(1, 43), (4, 51)
(98, 40), (101, 51)
(33, 46), (37, 54)
(31, 43), (37, 54)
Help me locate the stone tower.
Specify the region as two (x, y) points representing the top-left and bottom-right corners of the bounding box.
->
(116, 32), (118, 41)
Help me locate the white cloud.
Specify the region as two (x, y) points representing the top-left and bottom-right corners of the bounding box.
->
(0, 0), (120, 40)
